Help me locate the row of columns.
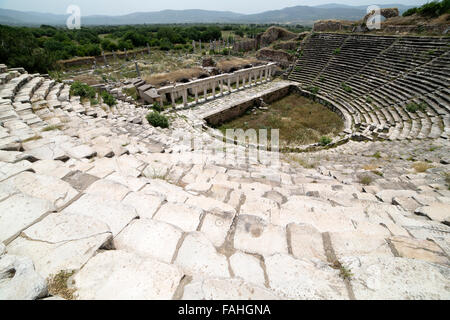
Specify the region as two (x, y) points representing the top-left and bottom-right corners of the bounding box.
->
(158, 64), (275, 108)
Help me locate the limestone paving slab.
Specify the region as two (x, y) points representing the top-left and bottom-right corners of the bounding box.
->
(73, 250), (184, 300)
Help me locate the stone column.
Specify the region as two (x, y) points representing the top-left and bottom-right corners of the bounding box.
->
(249, 72), (252, 86)
(124, 48), (128, 60)
(170, 91), (175, 107)
(212, 81), (216, 99)
(159, 96), (164, 107)
(113, 50), (117, 61)
(260, 69), (263, 83)
(102, 52), (107, 65)
(195, 87), (199, 104)
(220, 79), (224, 96)
(227, 78), (231, 93)
(204, 86), (207, 101)
(183, 87), (188, 107)
(236, 75), (239, 90)
(147, 43), (151, 55)
(135, 62), (141, 78)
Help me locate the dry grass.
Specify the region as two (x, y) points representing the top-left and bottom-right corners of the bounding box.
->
(359, 175), (374, 186)
(216, 57), (260, 73)
(217, 94), (344, 146)
(143, 68), (205, 86)
(48, 271), (76, 300)
(412, 162), (435, 173)
(363, 163), (381, 171)
(72, 73), (103, 86)
(284, 154), (319, 169)
(384, 13), (450, 26)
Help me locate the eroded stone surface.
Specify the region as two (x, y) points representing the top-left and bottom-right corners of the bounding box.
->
(265, 253), (348, 300)
(341, 256), (450, 300)
(175, 232), (229, 279)
(182, 278), (279, 300)
(115, 219), (182, 263)
(0, 255), (48, 300)
(73, 250), (184, 300)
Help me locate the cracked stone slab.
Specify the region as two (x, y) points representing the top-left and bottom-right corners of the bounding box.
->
(115, 219), (182, 264)
(341, 256), (450, 300)
(175, 232), (229, 280)
(85, 179), (130, 201)
(2, 171), (78, 209)
(199, 213), (233, 247)
(182, 278), (279, 300)
(186, 195), (236, 216)
(389, 236), (449, 265)
(31, 160), (72, 179)
(0, 150), (34, 163)
(62, 170), (98, 192)
(7, 212), (112, 279)
(330, 231), (393, 259)
(62, 194), (138, 237)
(415, 203), (450, 224)
(0, 160), (33, 181)
(73, 250), (183, 300)
(288, 223), (327, 262)
(0, 254), (48, 300)
(0, 193), (54, 244)
(234, 215), (288, 256)
(121, 192), (165, 219)
(265, 253), (348, 300)
(229, 252), (266, 286)
(154, 203), (203, 232)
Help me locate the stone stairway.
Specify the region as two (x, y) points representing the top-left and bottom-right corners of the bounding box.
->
(289, 33), (450, 142)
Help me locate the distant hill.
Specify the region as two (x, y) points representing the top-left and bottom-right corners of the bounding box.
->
(0, 4), (416, 26)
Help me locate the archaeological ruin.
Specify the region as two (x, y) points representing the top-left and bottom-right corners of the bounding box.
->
(0, 6), (450, 302)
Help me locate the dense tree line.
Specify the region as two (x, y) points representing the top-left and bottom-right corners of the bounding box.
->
(0, 23), (309, 73)
(403, 0), (450, 17)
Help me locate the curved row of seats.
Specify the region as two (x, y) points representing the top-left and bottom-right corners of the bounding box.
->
(289, 33), (450, 141)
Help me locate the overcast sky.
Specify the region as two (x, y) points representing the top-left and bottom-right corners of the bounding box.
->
(0, 0), (429, 15)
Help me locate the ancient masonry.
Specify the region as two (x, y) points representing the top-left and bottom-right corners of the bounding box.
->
(0, 32), (449, 300)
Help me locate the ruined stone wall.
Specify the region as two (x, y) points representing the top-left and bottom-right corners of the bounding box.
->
(256, 49), (295, 68)
(204, 85), (292, 126)
(233, 39), (258, 52)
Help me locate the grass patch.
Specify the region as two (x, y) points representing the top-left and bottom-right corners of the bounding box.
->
(412, 162), (435, 173)
(284, 154), (319, 169)
(216, 94), (343, 146)
(48, 271), (76, 300)
(21, 135), (42, 143)
(123, 87), (138, 100)
(42, 125), (63, 132)
(319, 136), (332, 146)
(372, 151), (382, 159)
(359, 175), (374, 186)
(341, 82), (353, 93)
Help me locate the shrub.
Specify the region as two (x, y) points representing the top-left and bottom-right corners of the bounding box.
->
(341, 82), (352, 93)
(101, 91), (116, 107)
(146, 112), (169, 128)
(307, 86), (319, 95)
(403, 7), (418, 16)
(319, 136), (332, 146)
(405, 102), (427, 113)
(333, 48), (341, 55)
(70, 81), (96, 99)
(152, 102), (164, 112)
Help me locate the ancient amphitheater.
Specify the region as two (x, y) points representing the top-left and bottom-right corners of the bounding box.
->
(0, 32), (449, 300)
